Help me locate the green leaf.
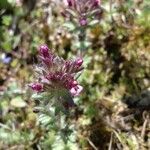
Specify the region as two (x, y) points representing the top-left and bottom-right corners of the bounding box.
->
(1, 41), (12, 52)
(13, 35), (21, 48)
(38, 114), (51, 125)
(88, 20), (99, 26)
(63, 22), (76, 31)
(65, 9), (77, 17)
(2, 15), (12, 26)
(31, 93), (43, 100)
(7, 0), (15, 5)
(10, 96), (27, 108)
(11, 58), (19, 67)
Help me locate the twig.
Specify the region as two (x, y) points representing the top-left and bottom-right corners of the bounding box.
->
(113, 130), (128, 149)
(108, 133), (113, 150)
(109, 0), (113, 22)
(87, 138), (98, 150)
(141, 112), (149, 139)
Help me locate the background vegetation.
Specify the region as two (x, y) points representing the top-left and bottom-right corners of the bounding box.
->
(0, 0), (149, 149)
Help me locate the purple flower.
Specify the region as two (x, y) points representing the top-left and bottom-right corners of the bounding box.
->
(2, 56), (12, 64)
(79, 18), (88, 26)
(29, 83), (43, 92)
(39, 45), (50, 58)
(30, 45), (84, 108)
(75, 57), (83, 67)
(70, 85), (83, 96)
(93, 0), (99, 7)
(63, 0), (101, 26)
(67, 0), (74, 7)
(1, 53), (12, 64)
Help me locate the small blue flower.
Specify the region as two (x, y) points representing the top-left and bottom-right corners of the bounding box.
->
(1, 53), (12, 64)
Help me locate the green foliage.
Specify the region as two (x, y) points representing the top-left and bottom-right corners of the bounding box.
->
(0, 0), (149, 149)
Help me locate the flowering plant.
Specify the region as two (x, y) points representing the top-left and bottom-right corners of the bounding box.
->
(63, 0), (101, 27)
(62, 0), (102, 51)
(29, 45), (83, 114)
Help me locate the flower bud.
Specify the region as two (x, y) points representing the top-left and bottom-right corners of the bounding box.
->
(39, 45), (49, 57)
(72, 80), (78, 86)
(67, 0), (73, 7)
(75, 58), (83, 67)
(70, 85), (83, 96)
(93, 0), (99, 7)
(79, 18), (88, 26)
(29, 83), (43, 92)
